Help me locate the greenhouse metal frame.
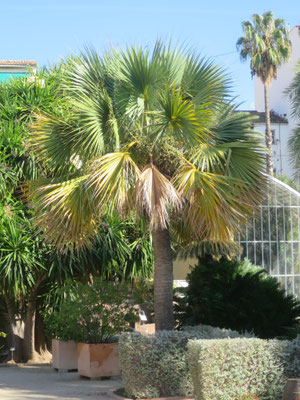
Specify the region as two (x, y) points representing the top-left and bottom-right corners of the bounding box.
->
(238, 175), (300, 298)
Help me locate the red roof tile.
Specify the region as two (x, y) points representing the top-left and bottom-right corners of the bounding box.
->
(238, 110), (288, 124)
(0, 60), (37, 66)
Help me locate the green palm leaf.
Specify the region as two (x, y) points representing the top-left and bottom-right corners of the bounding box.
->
(173, 161), (251, 242)
(29, 175), (94, 249)
(87, 146), (140, 213)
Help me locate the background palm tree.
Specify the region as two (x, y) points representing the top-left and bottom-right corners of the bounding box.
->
(29, 43), (266, 331)
(237, 10), (291, 175)
(286, 60), (300, 184)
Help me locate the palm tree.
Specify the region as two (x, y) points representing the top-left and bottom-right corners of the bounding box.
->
(286, 61), (300, 184)
(237, 11), (291, 175)
(28, 43), (266, 331)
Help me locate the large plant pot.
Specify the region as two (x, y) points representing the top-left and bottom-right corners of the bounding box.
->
(135, 322), (155, 335)
(77, 342), (120, 378)
(52, 339), (78, 371)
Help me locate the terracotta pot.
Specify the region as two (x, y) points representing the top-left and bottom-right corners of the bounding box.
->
(52, 339), (78, 371)
(77, 342), (120, 378)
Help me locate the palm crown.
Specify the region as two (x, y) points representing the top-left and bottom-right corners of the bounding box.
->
(29, 43), (266, 330)
(236, 11), (291, 85)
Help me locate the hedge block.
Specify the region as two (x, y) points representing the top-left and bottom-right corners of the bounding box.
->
(188, 337), (300, 400)
(119, 325), (253, 399)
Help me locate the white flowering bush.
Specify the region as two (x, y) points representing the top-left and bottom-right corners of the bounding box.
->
(188, 336), (300, 400)
(119, 325), (253, 398)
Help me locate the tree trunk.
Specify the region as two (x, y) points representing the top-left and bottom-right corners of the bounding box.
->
(24, 298), (38, 362)
(3, 294), (24, 362)
(23, 276), (46, 362)
(152, 227), (174, 331)
(264, 83), (274, 175)
(35, 306), (50, 354)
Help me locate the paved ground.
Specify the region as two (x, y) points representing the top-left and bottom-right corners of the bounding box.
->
(0, 364), (123, 400)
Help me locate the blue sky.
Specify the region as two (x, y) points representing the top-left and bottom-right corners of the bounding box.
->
(1, 0), (299, 109)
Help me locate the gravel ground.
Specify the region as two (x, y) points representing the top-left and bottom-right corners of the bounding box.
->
(0, 364), (123, 400)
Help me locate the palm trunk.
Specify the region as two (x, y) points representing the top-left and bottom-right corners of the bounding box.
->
(152, 227), (174, 331)
(24, 298), (38, 362)
(264, 83), (274, 175)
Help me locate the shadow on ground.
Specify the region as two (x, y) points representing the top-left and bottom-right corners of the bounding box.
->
(0, 364), (122, 400)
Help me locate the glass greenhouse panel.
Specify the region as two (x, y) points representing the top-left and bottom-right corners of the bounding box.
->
(238, 176), (300, 299)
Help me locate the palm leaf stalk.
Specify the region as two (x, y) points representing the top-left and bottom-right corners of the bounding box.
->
(237, 11), (291, 175)
(28, 43), (266, 330)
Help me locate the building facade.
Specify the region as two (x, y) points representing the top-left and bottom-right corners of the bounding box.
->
(0, 60), (37, 82)
(240, 110), (290, 177)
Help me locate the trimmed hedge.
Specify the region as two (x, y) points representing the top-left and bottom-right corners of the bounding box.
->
(188, 337), (300, 400)
(119, 325), (254, 398)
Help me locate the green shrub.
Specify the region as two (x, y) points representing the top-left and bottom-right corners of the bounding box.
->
(188, 337), (300, 400)
(44, 279), (138, 343)
(175, 255), (300, 338)
(119, 325), (254, 398)
(44, 305), (82, 343)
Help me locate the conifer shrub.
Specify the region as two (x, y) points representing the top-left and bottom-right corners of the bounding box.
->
(175, 255), (300, 339)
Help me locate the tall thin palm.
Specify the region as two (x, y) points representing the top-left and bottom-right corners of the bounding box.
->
(237, 10), (291, 175)
(29, 43), (266, 330)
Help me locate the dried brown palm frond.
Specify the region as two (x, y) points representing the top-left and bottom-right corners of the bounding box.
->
(135, 163), (182, 230)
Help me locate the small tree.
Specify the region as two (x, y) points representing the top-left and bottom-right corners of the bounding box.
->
(237, 11), (291, 175)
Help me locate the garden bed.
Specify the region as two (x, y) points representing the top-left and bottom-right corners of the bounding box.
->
(114, 387), (194, 400)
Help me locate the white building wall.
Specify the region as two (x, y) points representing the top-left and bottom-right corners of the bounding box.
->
(254, 122), (291, 177)
(254, 26), (300, 179)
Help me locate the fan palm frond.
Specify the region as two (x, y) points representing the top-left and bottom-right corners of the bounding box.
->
(173, 160), (253, 242)
(63, 47), (105, 96)
(30, 113), (77, 173)
(181, 54), (230, 106)
(158, 85), (211, 146)
(29, 174), (95, 249)
(87, 146), (140, 214)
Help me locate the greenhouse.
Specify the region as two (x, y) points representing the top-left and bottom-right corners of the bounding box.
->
(238, 175), (300, 299)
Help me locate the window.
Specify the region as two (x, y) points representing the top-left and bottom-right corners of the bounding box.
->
(237, 176), (300, 299)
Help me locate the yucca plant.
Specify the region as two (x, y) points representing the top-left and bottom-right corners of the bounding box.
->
(28, 42), (266, 330)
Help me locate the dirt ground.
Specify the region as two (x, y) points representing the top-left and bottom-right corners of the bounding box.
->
(0, 364), (123, 400)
